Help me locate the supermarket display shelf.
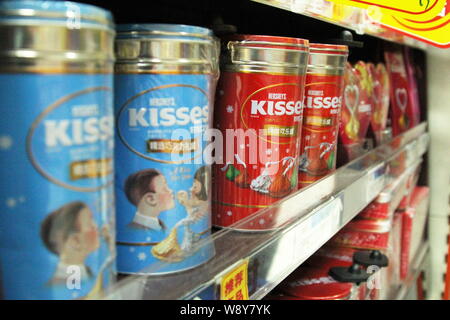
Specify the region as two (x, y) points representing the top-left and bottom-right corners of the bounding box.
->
(392, 242), (429, 300)
(251, 0), (428, 50)
(104, 123), (428, 300)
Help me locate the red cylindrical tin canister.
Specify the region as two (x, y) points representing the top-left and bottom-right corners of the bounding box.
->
(299, 43), (348, 188)
(212, 35), (309, 231)
(304, 247), (367, 300)
(330, 218), (392, 250)
(277, 267), (354, 300)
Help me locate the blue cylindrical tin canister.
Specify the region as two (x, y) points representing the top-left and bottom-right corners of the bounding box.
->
(0, 1), (116, 299)
(114, 24), (219, 274)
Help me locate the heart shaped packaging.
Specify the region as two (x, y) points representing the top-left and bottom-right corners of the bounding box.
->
(340, 63), (361, 146)
(354, 61), (374, 141)
(339, 62), (370, 160)
(369, 63), (390, 144)
(384, 48), (415, 136)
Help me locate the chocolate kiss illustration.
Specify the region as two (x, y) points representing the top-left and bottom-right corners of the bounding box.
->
(235, 169), (250, 188)
(344, 84), (360, 141)
(305, 143), (332, 176)
(233, 153), (250, 188)
(268, 158), (295, 198)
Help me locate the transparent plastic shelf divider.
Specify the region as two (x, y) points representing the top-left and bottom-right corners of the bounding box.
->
(103, 123), (428, 300)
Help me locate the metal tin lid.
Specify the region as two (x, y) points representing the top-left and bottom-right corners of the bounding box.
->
(222, 34), (309, 74)
(0, 0), (115, 71)
(306, 247), (356, 269)
(346, 217), (392, 233)
(226, 34), (309, 50)
(278, 267), (353, 300)
(116, 23), (214, 40)
(310, 43), (349, 55)
(115, 23), (219, 74)
(0, 0), (113, 30)
(307, 43), (348, 75)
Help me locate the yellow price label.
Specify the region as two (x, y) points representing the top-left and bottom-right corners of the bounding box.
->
(328, 0), (446, 21)
(379, 8), (450, 47)
(220, 259), (249, 300)
(325, 0), (450, 48)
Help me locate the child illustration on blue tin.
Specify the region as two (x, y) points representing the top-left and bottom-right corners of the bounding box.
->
(40, 201), (112, 286)
(124, 168), (175, 231)
(152, 166), (209, 262)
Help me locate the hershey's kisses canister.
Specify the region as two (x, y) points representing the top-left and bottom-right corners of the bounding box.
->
(212, 35), (309, 231)
(114, 24), (219, 274)
(298, 44), (348, 188)
(0, 1), (116, 299)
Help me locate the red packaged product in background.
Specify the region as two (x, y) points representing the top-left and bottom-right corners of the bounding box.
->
(305, 246), (355, 269)
(212, 35), (309, 231)
(397, 164), (421, 211)
(403, 47), (421, 128)
(384, 48), (414, 136)
(369, 63), (390, 145)
(329, 218), (391, 250)
(303, 246), (370, 300)
(298, 44), (348, 188)
(400, 187), (430, 279)
(340, 63), (363, 160)
(354, 61), (373, 141)
(276, 267), (354, 300)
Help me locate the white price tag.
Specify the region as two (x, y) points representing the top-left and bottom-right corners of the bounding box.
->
(366, 164), (386, 202)
(292, 197), (342, 264)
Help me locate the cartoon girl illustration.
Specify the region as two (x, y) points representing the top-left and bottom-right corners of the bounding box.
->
(152, 166), (210, 261)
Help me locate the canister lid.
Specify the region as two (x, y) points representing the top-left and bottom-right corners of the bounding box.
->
(310, 43), (349, 55)
(116, 23), (214, 40)
(0, 0), (113, 29)
(306, 247), (355, 269)
(226, 34), (309, 51)
(278, 267), (353, 300)
(346, 217), (392, 233)
(223, 34), (309, 73)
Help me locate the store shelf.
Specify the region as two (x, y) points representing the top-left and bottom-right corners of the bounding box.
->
(104, 123), (428, 300)
(251, 0), (429, 50)
(392, 242), (430, 300)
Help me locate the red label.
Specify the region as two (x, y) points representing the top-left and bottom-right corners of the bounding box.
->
(384, 50), (414, 137)
(212, 71), (305, 230)
(299, 73), (344, 188)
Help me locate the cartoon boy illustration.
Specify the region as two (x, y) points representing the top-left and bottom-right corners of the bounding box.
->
(41, 201), (103, 285)
(124, 168), (175, 231)
(152, 166), (210, 261)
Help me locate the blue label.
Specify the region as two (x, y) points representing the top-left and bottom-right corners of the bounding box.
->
(0, 74), (116, 299)
(115, 73), (215, 274)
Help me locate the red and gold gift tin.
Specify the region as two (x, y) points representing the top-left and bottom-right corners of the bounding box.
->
(330, 218), (392, 250)
(298, 43), (348, 188)
(277, 267), (354, 300)
(212, 35), (309, 231)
